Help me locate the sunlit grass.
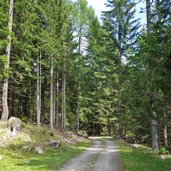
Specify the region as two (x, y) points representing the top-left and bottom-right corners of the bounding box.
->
(116, 140), (171, 171)
(0, 140), (92, 171)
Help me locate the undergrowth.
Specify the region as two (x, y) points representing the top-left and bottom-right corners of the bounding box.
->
(0, 124), (92, 171)
(117, 140), (171, 171)
(0, 140), (91, 171)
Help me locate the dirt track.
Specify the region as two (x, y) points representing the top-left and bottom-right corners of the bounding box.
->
(58, 137), (123, 171)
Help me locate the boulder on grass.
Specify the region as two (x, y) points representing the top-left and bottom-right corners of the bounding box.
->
(48, 140), (60, 148)
(35, 147), (44, 154)
(7, 117), (23, 136)
(78, 130), (88, 138)
(160, 155), (166, 160)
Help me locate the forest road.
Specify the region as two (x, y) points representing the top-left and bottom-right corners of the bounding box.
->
(58, 137), (123, 171)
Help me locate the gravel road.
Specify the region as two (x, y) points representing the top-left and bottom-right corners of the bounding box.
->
(58, 137), (123, 171)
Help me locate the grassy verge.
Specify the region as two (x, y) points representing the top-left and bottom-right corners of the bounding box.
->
(0, 140), (92, 171)
(117, 140), (171, 171)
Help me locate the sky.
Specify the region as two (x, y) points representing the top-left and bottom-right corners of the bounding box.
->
(87, 0), (107, 20)
(87, 0), (146, 25)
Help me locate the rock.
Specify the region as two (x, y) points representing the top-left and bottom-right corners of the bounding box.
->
(7, 117), (23, 128)
(160, 155), (166, 160)
(48, 130), (55, 137)
(78, 130), (88, 138)
(131, 144), (141, 148)
(22, 145), (32, 151)
(7, 117), (23, 136)
(11, 126), (20, 136)
(48, 140), (60, 148)
(35, 147), (44, 154)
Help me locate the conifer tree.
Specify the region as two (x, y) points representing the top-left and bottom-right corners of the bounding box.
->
(102, 0), (140, 137)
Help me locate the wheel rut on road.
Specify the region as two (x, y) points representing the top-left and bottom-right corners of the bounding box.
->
(58, 137), (123, 171)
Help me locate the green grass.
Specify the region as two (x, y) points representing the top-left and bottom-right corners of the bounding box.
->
(117, 140), (171, 171)
(0, 140), (92, 171)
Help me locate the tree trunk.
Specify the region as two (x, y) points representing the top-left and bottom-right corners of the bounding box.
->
(53, 68), (56, 126)
(117, 46), (122, 138)
(76, 25), (82, 133)
(151, 110), (159, 151)
(164, 124), (168, 146)
(41, 82), (45, 124)
(146, 0), (151, 33)
(37, 52), (41, 126)
(61, 58), (66, 130)
(56, 75), (59, 128)
(9, 83), (13, 118)
(115, 12), (123, 137)
(53, 89), (56, 126)
(1, 0), (14, 121)
(117, 73), (122, 138)
(50, 55), (54, 130)
(146, 0), (159, 151)
(76, 82), (81, 133)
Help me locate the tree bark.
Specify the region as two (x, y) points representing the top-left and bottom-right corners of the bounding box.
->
(53, 68), (56, 126)
(164, 124), (168, 146)
(9, 83), (13, 118)
(151, 109), (159, 151)
(146, 0), (151, 33)
(76, 82), (81, 133)
(50, 55), (54, 130)
(61, 58), (66, 130)
(56, 75), (59, 128)
(76, 25), (82, 133)
(37, 52), (41, 126)
(1, 0), (14, 121)
(117, 28), (122, 138)
(53, 87), (56, 126)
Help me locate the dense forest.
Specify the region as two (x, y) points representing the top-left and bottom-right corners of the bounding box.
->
(0, 0), (171, 151)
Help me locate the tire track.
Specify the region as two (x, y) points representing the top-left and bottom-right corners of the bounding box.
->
(58, 137), (123, 171)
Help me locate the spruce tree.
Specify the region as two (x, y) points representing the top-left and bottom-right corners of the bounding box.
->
(102, 0), (140, 137)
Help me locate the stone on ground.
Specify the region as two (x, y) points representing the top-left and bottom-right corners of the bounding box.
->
(35, 147), (44, 154)
(48, 140), (60, 148)
(7, 117), (23, 136)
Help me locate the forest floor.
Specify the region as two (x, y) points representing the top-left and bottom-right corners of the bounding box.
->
(117, 140), (171, 171)
(2, 120), (170, 171)
(0, 122), (92, 171)
(58, 137), (123, 171)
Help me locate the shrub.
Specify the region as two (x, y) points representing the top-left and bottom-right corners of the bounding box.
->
(165, 146), (171, 153)
(159, 147), (169, 155)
